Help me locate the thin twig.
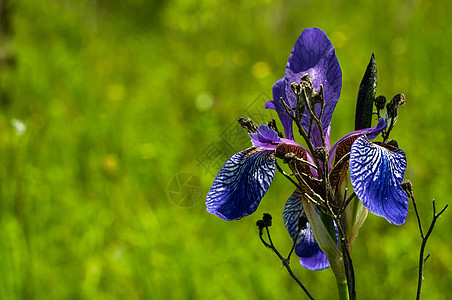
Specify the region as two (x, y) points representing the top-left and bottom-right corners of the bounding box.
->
(257, 218), (315, 299)
(339, 192), (356, 215)
(279, 96), (323, 177)
(292, 156), (320, 171)
(409, 193), (448, 300)
(275, 161), (326, 211)
(301, 88), (326, 148)
(275, 161), (302, 191)
(318, 85), (325, 122)
(287, 221), (303, 262)
(410, 191), (424, 238)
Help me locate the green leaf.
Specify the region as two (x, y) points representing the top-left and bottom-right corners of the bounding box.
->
(344, 197), (368, 248)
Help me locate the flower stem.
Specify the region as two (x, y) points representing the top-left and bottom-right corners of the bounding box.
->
(337, 281), (349, 300)
(337, 218), (356, 300)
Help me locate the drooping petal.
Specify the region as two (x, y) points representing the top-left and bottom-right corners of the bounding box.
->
(283, 189), (330, 271)
(349, 136), (408, 225)
(265, 78), (294, 140)
(285, 28), (342, 148)
(206, 147), (276, 221)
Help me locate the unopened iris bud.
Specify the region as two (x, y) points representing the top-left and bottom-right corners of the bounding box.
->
(355, 53), (377, 130)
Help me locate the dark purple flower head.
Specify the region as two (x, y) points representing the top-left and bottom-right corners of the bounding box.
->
(206, 28), (409, 272)
(265, 28), (408, 226)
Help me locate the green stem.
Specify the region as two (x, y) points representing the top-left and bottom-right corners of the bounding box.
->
(337, 281), (349, 300)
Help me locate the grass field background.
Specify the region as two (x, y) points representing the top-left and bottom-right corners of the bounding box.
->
(0, 0), (451, 299)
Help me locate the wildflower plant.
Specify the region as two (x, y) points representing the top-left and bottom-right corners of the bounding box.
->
(205, 28), (447, 299)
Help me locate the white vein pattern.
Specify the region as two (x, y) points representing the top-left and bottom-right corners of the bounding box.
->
(283, 189), (330, 271)
(206, 147), (275, 221)
(349, 136), (408, 225)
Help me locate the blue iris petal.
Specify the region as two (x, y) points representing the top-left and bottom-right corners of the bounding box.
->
(206, 147), (276, 221)
(349, 136), (408, 225)
(283, 189), (330, 271)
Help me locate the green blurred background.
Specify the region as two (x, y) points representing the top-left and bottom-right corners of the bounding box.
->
(0, 0), (450, 299)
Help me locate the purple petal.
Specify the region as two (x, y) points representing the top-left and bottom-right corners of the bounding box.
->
(285, 28), (342, 148)
(283, 189), (330, 271)
(249, 124), (282, 149)
(206, 147), (276, 221)
(264, 100), (275, 110)
(349, 136), (408, 225)
(265, 78), (294, 140)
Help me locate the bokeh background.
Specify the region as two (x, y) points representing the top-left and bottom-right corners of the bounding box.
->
(0, 0), (451, 299)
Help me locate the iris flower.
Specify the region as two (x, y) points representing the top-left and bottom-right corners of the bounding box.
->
(206, 28), (408, 271)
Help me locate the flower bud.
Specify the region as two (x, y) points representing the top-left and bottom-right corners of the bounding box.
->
(375, 95), (387, 110)
(401, 180), (413, 198)
(262, 213), (272, 227)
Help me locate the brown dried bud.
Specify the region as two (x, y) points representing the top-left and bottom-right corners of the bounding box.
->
(387, 93), (405, 121)
(401, 180), (413, 198)
(267, 119), (283, 138)
(262, 213), (272, 227)
(283, 152), (296, 165)
(238, 117), (258, 133)
(299, 74), (313, 90)
(291, 82), (301, 95)
(314, 146), (328, 161)
(256, 220), (265, 229)
(375, 95), (387, 110)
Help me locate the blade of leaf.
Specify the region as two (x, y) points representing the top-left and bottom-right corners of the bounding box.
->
(349, 198), (368, 248)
